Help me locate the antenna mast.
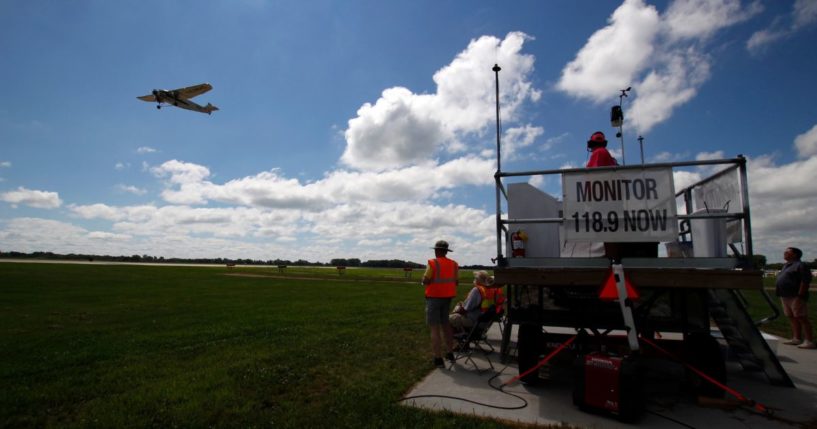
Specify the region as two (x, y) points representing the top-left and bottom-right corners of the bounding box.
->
(492, 64), (503, 262)
(493, 64), (502, 172)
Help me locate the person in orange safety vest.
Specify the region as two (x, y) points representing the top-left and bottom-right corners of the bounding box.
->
(476, 272), (505, 314)
(422, 240), (459, 368)
(450, 271), (504, 335)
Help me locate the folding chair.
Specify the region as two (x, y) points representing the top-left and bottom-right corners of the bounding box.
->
(449, 306), (504, 372)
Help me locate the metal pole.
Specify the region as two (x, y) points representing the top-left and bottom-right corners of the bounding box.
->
(619, 92), (626, 165)
(638, 135), (644, 165)
(493, 64), (504, 263)
(737, 155), (754, 258)
(493, 64), (502, 172)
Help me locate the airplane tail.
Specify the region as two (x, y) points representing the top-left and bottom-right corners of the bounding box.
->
(205, 103), (219, 114)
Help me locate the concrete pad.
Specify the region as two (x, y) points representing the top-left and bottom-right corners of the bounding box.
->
(401, 325), (817, 428)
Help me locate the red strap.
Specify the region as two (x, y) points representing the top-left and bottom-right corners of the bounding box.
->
(639, 336), (769, 414)
(503, 335), (576, 386)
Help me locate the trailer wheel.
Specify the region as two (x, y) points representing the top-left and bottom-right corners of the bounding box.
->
(682, 332), (726, 398)
(517, 324), (544, 385)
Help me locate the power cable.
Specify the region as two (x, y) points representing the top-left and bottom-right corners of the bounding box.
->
(398, 362), (528, 410)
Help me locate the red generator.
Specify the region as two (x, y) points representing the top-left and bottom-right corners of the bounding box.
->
(573, 352), (644, 422)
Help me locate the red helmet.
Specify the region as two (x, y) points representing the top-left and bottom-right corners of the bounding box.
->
(587, 131), (607, 148)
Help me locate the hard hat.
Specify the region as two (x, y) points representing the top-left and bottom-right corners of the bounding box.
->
(432, 240), (453, 252)
(588, 131), (607, 145)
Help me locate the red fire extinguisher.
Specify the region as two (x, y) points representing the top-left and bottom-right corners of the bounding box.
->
(511, 229), (528, 257)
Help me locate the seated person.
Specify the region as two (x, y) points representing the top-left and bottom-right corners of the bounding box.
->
(480, 276), (505, 314)
(449, 271), (494, 334)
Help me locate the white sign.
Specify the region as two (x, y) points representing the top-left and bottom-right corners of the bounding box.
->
(562, 167), (678, 242)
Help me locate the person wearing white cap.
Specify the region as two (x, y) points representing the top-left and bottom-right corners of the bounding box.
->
(422, 240), (459, 368)
(449, 271), (494, 334)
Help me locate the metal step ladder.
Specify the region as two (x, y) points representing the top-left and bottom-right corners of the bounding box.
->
(708, 288), (794, 387)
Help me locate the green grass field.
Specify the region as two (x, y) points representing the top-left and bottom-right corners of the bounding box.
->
(1, 262), (810, 428)
(0, 263), (511, 428)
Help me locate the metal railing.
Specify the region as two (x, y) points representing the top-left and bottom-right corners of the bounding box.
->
(493, 156), (753, 267)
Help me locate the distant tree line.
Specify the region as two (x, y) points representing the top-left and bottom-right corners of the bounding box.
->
(766, 258), (817, 270)
(754, 253), (817, 270)
(329, 258), (429, 269)
(0, 251), (458, 269)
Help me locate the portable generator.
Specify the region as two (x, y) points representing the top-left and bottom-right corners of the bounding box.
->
(572, 351), (643, 422)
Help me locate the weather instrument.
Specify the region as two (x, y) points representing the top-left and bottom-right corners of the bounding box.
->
(611, 87), (631, 164)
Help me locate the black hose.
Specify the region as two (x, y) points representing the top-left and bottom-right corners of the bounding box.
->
(398, 363), (528, 410)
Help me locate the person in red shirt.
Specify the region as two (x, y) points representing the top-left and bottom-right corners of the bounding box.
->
(586, 131), (617, 167)
(586, 131), (626, 261)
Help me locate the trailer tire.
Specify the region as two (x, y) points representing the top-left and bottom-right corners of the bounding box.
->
(682, 332), (726, 398)
(517, 323), (544, 385)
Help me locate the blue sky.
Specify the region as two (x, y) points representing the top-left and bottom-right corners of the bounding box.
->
(1, 0), (816, 265)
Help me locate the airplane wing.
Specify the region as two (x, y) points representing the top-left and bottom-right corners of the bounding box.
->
(137, 94), (157, 102)
(174, 83), (213, 99)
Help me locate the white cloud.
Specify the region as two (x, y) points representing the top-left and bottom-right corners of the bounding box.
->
(746, 27), (786, 54)
(0, 187), (62, 209)
(88, 231), (132, 240)
(748, 154), (817, 259)
(114, 162), (129, 171)
(794, 123), (817, 158)
(69, 203), (300, 239)
(151, 160), (213, 205)
(341, 88), (445, 171)
(0, 217), (296, 260)
(151, 160), (211, 184)
(558, 0), (758, 134)
(747, 0), (817, 54)
(136, 146), (157, 154)
(651, 151), (688, 163)
(0, 218), (87, 252)
(503, 125), (544, 160)
(0, 161), (10, 168)
(672, 170), (702, 191)
(146, 156), (495, 210)
(341, 32), (539, 171)
(557, 0), (660, 102)
(695, 150), (725, 161)
(628, 48), (710, 133)
(56, 151), (500, 264)
(69, 203), (129, 221)
(793, 0), (817, 29)
(528, 175), (546, 189)
(664, 0), (760, 40)
(58, 196), (499, 264)
(116, 184), (147, 195)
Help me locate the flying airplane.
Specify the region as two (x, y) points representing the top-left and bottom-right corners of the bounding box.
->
(137, 83), (219, 115)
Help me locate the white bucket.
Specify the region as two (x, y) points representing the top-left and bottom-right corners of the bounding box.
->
(690, 208), (727, 257)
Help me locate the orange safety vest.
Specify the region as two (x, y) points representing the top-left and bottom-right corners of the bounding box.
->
(477, 285), (505, 313)
(425, 257), (458, 298)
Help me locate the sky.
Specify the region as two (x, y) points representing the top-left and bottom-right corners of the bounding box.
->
(1, 0), (816, 266)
